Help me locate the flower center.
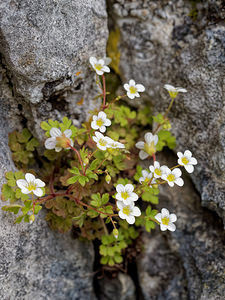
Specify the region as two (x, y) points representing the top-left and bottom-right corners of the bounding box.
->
(168, 90), (178, 99)
(96, 118), (104, 127)
(129, 86), (137, 94)
(167, 174), (175, 182)
(161, 217), (170, 225)
(122, 206), (131, 215)
(155, 168), (161, 176)
(27, 182), (37, 192)
(144, 177), (150, 183)
(99, 139), (107, 147)
(144, 141), (156, 156)
(56, 134), (71, 148)
(181, 157), (189, 165)
(121, 192), (129, 200)
(94, 63), (103, 71)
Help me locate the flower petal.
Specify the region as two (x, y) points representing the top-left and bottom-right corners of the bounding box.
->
(130, 192), (138, 201)
(116, 184), (125, 193)
(184, 150), (192, 158)
(136, 84), (145, 92)
(116, 201), (124, 210)
(34, 179), (45, 187)
(164, 84), (175, 91)
(190, 157), (197, 165)
(21, 187), (30, 194)
(185, 164), (194, 173)
(144, 132), (153, 144)
(25, 173), (35, 183)
(55, 147), (62, 152)
(172, 168), (182, 177)
(177, 152), (183, 158)
(33, 188), (43, 197)
(125, 184), (134, 193)
(132, 206), (141, 217)
(175, 177), (184, 186)
(161, 208), (169, 217)
(64, 129), (72, 138)
(127, 92), (135, 99)
(50, 127), (62, 137)
(135, 141), (144, 149)
(139, 150), (149, 160)
(45, 138), (57, 150)
(16, 179), (27, 189)
(119, 211), (126, 220)
(99, 126), (106, 133)
(177, 88), (187, 93)
(124, 83), (130, 91)
(160, 224), (168, 231)
(167, 223), (176, 231)
(129, 79), (135, 86)
(89, 56), (97, 65)
(126, 215), (135, 224)
(91, 121), (99, 130)
(154, 213), (162, 222)
(104, 119), (111, 126)
(102, 66), (110, 73)
(169, 213), (177, 222)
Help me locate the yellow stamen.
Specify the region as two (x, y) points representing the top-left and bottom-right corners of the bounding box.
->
(96, 118), (104, 127)
(161, 217), (170, 225)
(99, 139), (107, 147)
(122, 206), (131, 215)
(167, 174), (175, 182)
(144, 177), (150, 183)
(155, 168), (161, 176)
(129, 86), (137, 94)
(168, 90), (178, 99)
(94, 64), (102, 71)
(181, 157), (189, 165)
(121, 192), (129, 200)
(27, 182), (37, 191)
(144, 141), (156, 156)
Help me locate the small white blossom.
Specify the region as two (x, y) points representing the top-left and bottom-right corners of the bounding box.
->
(149, 161), (167, 179)
(155, 208), (177, 231)
(16, 173), (45, 197)
(89, 56), (110, 75)
(115, 184), (138, 205)
(45, 128), (73, 152)
(91, 111), (111, 133)
(164, 84), (187, 98)
(124, 79), (145, 99)
(92, 132), (112, 151)
(139, 170), (156, 185)
(161, 167), (184, 187)
(117, 201), (141, 224)
(135, 132), (158, 160)
(177, 150), (197, 173)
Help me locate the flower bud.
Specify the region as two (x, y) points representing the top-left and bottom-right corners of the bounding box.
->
(83, 158), (89, 166)
(105, 174), (111, 184)
(29, 214), (35, 224)
(113, 228), (119, 239)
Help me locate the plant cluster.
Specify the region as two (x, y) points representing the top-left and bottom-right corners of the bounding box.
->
(1, 57), (197, 267)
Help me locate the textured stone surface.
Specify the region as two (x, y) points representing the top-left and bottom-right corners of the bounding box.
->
(138, 152), (225, 300)
(0, 0), (109, 298)
(109, 0), (225, 224)
(96, 272), (136, 300)
(0, 0), (108, 138)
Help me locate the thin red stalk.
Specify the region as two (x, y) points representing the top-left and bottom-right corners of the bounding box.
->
(68, 144), (85, 175)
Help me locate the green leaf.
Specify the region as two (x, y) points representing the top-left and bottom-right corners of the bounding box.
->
(114, 254), (123, 264)
(100, 256), (109, 265)
(1, 184), (16, 202)
(2, 204), (22, 214)
(142, 192), (159, 204)
(15, 215), (24, 224)
(67, 176), (79, 185)
(26, 137), (39, 151)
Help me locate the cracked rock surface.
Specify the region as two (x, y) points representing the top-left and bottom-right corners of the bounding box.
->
(109, 0), (225, 224)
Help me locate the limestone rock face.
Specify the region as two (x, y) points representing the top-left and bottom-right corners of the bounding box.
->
(109, 0), (225, 224)
(0, 0), (108, 138)
(0, 0), (108, 298)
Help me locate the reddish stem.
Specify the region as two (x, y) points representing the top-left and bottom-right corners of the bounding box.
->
(68, 144), (85, 175)
(102, 74), (106, 109)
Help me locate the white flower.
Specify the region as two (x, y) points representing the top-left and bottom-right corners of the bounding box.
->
(164, 84), (187, 98)
(115, 184), (138, 205)
(155, 208), (177, 231)
(161, 167), (184, 187)
(117, 201), (141, 224)
(124, 79), (145, 99)
(16, 173), (45, 197)
(177, 150), (197, 173)
(139, 170), (156, 185)
(108, 140), (125, 149)
(45, 128), (73, 152)
(135, 132), (158, 160)
(92, 132), (112, 150)
(89, 56), (110, 75)
(91, 111), (111, 133)
(149, 161), (167, 179)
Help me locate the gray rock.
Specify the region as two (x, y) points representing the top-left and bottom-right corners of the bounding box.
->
(0, 0), (108, 139)
(97, 272), (136, 300)
(109, 0), (225, 224)
(138, 152), (225, 300)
